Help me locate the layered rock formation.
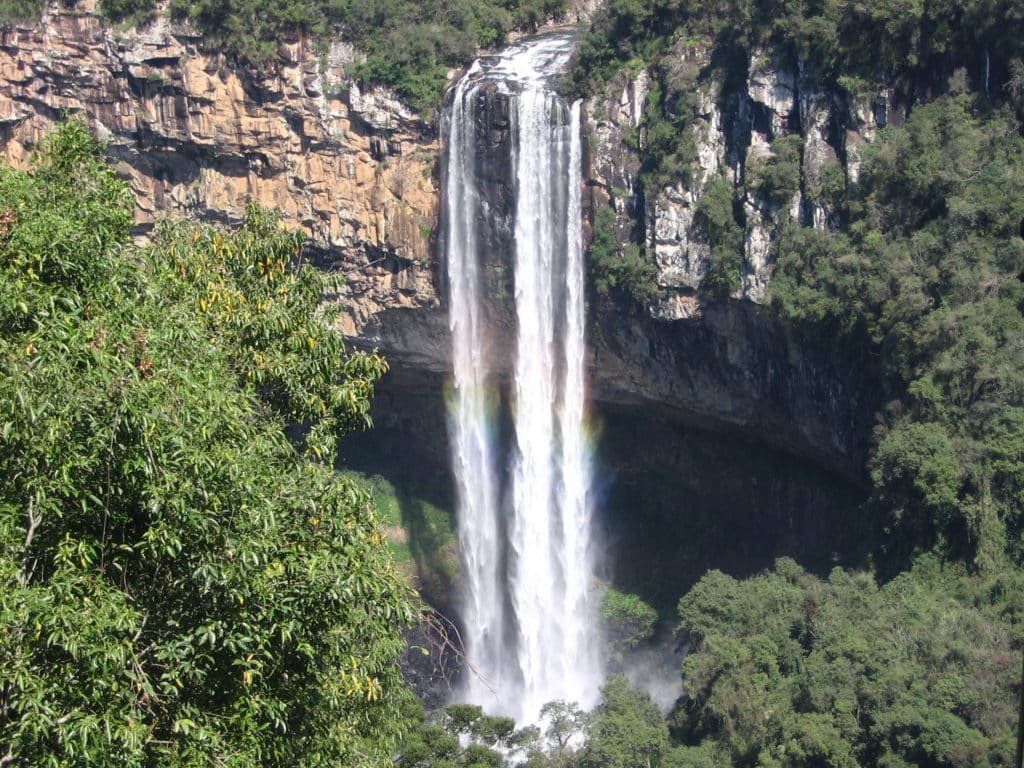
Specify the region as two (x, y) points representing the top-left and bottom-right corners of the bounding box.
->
(585, 43), (904, 314)
(0, 0), (440, 338)
(1, 7), (889, 597)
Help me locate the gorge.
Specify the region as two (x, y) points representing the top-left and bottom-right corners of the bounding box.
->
(0, 0), (883, 648)
(2, 0), (883, 612)
(3, 0), (1023, 764)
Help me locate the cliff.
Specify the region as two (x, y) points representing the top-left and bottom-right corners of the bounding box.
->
(585, 42), (903, 312)
(1, 6), (884, 595)
(582, 40), (907, 479)
(0, 0), (440, 339)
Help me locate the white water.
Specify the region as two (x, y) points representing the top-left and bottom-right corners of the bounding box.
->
(443, 33), (602, 724)
(444, 69), (508, 702)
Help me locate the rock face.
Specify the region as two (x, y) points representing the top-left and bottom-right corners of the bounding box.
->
(0, 0), (440, 340)
(584, 44), (904, 316)
(580, 43), (897, 479)
(1, 9), (889, 594)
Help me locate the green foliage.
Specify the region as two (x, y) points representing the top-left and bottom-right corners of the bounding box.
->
(588, 205), (659, 305)
(338, 467), (459, 603)
(443, 703), (485, 734)
(748, 134), (803, 207)
(766, 224), (864, 335)
(771, 94), (1024, 567)
(808, 159), (847, 211)
(694, 174), (744, 296)
(871, 421), (962, 534)
(99, 0), (157, 23)
(600, 587), (658, 663)
(673, 557), (1022, 767)
(570, 0), (673, 96)
(573, 0), (1024, 319)
(153, 205), (389, 465)
(396, 700), (532, 768)
(0, 0), (41, 23)
(160, 0), (567, 111)
(0, 121), (416, 766)
(633, 79), (699, 191)
(539, 700), (588, 753)
(580, 676), (672, 768)
(576, 0), (1024, 100)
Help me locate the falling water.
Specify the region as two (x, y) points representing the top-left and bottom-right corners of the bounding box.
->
(444, 66), (508, 705)
(443, 33), (602, 724)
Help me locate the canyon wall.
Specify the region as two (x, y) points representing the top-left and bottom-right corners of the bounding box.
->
(1, 5), (891, 596)
(582, 40), (907, 479)
(0, 0), (440, 340)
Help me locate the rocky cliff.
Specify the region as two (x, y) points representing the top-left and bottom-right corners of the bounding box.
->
(0, 0), (440, 340)
(582, 40), (908, 479)
(1, 7), (885, 594)
(585, 40), (904, 314)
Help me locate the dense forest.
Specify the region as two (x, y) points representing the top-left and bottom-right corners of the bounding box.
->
(0, 123), (417, 766)
(2, 0), (1024, 766)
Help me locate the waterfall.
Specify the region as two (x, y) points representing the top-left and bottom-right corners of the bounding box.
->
(444, 69), (508, 705)
(443, 33), (602, 724)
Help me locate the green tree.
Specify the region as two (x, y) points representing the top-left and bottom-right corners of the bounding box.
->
(588, 205), (659, 305)
(600, 587), (658, 666)
(770, 93), (1024, 568)
(0, 121), (416, 767)
(695, 174), (744, 297)
(671, 558), (1019, 767)
(749, 134), (803, 207)
(581, 676), (670, 768)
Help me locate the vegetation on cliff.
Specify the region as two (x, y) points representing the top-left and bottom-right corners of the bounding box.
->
(588, 205), (660, 304)
(0, 122), (416, 766)
(576, 0), (1024, 299)
(569, 2), (1024, 767)
(772, 92), (1024, 573)
(0, 0), (569, 111)
(578, 0), (1024, 571)
(575, 0), (1024, 98)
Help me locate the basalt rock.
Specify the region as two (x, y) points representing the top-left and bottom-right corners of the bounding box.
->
(0, 0), (440, 343)
(1, 7), (891, 594)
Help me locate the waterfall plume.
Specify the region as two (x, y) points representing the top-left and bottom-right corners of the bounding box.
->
(442, 32), (602, 724)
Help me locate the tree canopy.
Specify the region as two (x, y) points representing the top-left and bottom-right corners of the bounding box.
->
(672, 557), (1022, 767)
(771, 92), (1024, 571)
(0, 121), (417, 766)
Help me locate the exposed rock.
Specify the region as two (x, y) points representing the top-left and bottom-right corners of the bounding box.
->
(0, 0), (440, 341)
(584, 68), (646, 207)
(741, 197), (773, 301)
(650, 292), (702, 321)
(798, 84), (839, 229)
(644, 50), (724, 307)
(746, 48), (796, 137)
(589, 297), (876, 481)
(577, 41), (913, 478)
(0, 7), (891, 490)
(0, 8), (914, 623)
(587, 43), (914, 314)
(845, 86), (897, 183)
(570, 0), (604, 23)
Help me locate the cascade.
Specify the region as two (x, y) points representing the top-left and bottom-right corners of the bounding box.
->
(442, 32), (602, 724)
